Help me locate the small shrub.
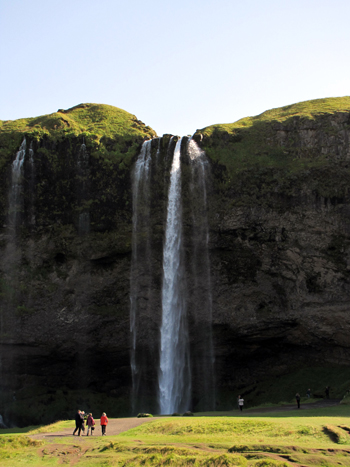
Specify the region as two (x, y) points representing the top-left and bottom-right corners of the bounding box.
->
(172, 413), (181, 416)
(137, 413), (153, 418)
(183, 411), (194, 416)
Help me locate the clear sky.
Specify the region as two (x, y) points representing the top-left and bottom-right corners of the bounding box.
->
(1, 0), (350, 136)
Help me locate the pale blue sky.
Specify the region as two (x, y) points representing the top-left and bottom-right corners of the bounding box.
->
(1, 0), (349, 136)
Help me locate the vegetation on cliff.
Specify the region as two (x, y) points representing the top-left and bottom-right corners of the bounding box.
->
(197, 97), (350, 204)
(198, 96), (350, 172)
(0, 103), (156, 169)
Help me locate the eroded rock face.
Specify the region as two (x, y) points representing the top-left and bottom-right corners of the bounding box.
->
(1, 111), (350, 424)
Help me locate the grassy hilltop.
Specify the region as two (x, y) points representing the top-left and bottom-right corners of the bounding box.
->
(198, 96), (350, 171)
(0, 103), (156, 169)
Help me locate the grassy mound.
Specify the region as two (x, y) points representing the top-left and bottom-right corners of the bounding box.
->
(198, 96), (350, 172)
(0, 103), (156, 169)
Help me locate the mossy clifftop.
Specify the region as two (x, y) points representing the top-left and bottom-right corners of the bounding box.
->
(197, 96), (350, 172)
(0, 103), (157, 230)
(0, 103), (156, 170)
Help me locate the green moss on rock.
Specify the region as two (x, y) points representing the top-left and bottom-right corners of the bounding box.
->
(197, 96), (350, 173)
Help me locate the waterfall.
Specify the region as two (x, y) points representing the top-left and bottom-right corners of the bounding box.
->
(77, 142), (90, 235)
(187, 138), (216, 410)
(28, 142), (35, 226)
(130, 140), (153, 413)
(159, 137), (191, 414)
(8, 138), (26, 231)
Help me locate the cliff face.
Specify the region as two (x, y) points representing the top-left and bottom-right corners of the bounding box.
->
(199, 101), (350, 398)
(1, 99), (350, 425)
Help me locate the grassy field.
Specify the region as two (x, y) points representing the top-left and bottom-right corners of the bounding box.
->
(1, 405), (350, 466)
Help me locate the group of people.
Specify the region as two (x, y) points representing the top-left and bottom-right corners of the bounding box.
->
(73, 410), (109, 436)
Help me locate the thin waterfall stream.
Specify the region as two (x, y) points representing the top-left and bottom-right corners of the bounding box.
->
(130, 140), (153, 413)
(187, 138), (215, 410)
(9, 138), (26, 231)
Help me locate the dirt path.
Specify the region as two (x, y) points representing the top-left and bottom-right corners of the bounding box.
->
(30, 417), (161, 440)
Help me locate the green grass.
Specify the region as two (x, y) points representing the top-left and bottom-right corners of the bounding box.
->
(2, 406), (350, 466)
(213, 365), (350, 412)
(0, 103), (156, 141)
(198, 96), (350, 173)
(0, 103), (156, 170)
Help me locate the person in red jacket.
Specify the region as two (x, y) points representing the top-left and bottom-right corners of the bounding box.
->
(100, 412), (108, 435)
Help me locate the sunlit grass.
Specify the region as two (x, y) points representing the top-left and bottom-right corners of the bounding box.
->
(2, 406), (350, 466)
(198, 96), (350, 175)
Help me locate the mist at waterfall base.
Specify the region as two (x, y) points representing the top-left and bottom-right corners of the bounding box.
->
(130, 136), (215, 414)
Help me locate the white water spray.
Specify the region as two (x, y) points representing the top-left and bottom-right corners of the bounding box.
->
(159, 137), (191, 414)
(187, 138), (216, 410)
(130, 140), (152, 412)
(9, 138), (26, 229)
(77, 142), (90, 235)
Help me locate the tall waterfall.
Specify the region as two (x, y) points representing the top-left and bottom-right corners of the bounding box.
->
(159, 137), (191, 414)
(77, 141), (90, 235)
(130, 140), (153, 413)
(187, 138), (215, 410)
(28, 142), (35, 226)
(8, 138), (26, 231)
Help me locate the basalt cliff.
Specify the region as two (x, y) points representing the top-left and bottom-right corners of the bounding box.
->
(1, 98), (350, 425)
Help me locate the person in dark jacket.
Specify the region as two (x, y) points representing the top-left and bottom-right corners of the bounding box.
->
(73, 410), (83, 436)
(296, 393), (301, 409)
(325, 386), (330, 399)
(86, 413), (95, 436)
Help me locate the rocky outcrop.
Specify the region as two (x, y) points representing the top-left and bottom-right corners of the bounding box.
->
(1, 100), (350, 425)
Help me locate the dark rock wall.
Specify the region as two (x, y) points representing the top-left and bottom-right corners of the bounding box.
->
(1, 112), (350, 424)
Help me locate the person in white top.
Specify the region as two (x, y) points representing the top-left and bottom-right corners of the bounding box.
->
(238, 397), (244, 411)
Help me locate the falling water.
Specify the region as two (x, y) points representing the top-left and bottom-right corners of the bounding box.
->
(187, 138), (215, 410)
(28, 142), (35, 226)
(77, 141), (90, 235)
(8, 138), (26, 230)
(159, 137), (191, 414)
(130, 140), (153, 413)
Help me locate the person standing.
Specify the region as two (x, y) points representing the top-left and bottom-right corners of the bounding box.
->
(86, 413), (95, 436)
(73, 410), (83, 436)
(306, 388), (311, 398)
(100, 412), (109, 436)
(296, 393), (301, 409)
(238, 397), (244, 411)
(81, 411), (86, 435)
(325, 386), (330, 399)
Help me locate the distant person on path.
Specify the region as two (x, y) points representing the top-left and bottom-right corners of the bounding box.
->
(81, 411), (86, 434)
(307, 388), (311, 398)
(100, 412), (109, 435)
(73, 410), (83, 436)
(86, 413), (95, 436)
(237, 395), (241, 410)
(238, 397), (244, 411)
(325, 386), (330, 399)
(296, 393), (301, 409)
